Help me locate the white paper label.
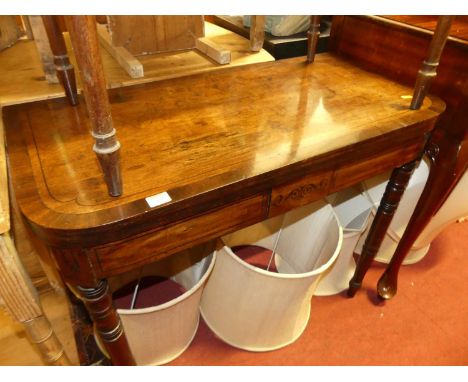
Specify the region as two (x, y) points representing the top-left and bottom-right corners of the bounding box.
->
(145, 192), (172, 208)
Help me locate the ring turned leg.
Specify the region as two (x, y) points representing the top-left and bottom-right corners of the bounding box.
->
(65, 15), (123, 197)
(378, 127), (468, 299)
(75, 279), (136, 365)
(307, 16), (321, 64)
(347, 160), (419, 297)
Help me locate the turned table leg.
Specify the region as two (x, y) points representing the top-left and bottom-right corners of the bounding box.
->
(74, 279), (136, 365)
(347, 160), (419, 297)
(378, 126), (468, 299)
(41, 16), (78, 106)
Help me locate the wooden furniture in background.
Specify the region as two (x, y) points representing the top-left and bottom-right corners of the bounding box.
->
(331, 16), (467, 299)
(211, 15), (332, 60)
(249, 16), (266, 51)
(0, 16), (22, 52)
(109, 16), (204, 55)
(28, 16), (58, 84)
(307, 16), (321, 63)
(4, 12), (447, 365)
(0, 21), (273, 107)
(410, 16), (454, 109)
(98, 16), (231, 79)
(0, 235), (71, 365)
(41, 16), (78, 106)
(0, 112), (70, 366)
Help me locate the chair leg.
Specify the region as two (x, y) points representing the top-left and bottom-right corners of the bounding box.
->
(65, 16), (123, 197)
(0, 233), (71, 365)
(41, 16), (78, 106)
(307, 16), (321, 64)
(250, 16), (265, 52)
(410, 16), (454, 110)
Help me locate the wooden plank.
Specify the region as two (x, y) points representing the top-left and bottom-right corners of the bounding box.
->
(195, 37), (231, 64)
(108, 16), (204, 56)
(97, 23), (143, 79)
(0, 110), (9, 234)
(0, 16), (21, 52)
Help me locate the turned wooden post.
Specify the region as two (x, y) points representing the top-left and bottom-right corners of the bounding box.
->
(410, 16), (454, 109)
(41, 16), (78, 105)
(250, 16), (265, 52)
(307, 16), (321, 64)
(348, 160), (419, 297)
(0, 233), (71, 365)
(65, 16), (123, 197)
(75, 279), (136, 365)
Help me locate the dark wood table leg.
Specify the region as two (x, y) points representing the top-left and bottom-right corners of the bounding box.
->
(73, 279), (136, 365)
(347, 160), (420, 297)
(66, 288), (111, 365)
(378, 124), (468, 299)
(41, 16), (78, 106)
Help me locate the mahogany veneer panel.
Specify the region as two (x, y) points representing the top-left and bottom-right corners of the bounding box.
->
(4, 54), (444, 248)
(383, 16), (468, 41)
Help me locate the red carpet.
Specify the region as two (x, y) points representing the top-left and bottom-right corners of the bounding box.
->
(232, 245), (278, 272)
(167, 221), (468, 365)
(113, 276), (186, 309)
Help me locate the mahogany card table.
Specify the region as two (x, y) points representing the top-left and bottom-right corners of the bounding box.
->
(3, 53), (445, 364)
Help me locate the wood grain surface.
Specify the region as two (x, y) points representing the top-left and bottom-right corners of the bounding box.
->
(0, 16), (21, 52)
(108, 16), (204, 56)
(0, 22), (273, 107)
(330, 15), (467, 120)
(384, 16), (468, 40)
(4, 53), (444, 249)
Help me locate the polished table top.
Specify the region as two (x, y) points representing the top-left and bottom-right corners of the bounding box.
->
(4, 53), (444, 251)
